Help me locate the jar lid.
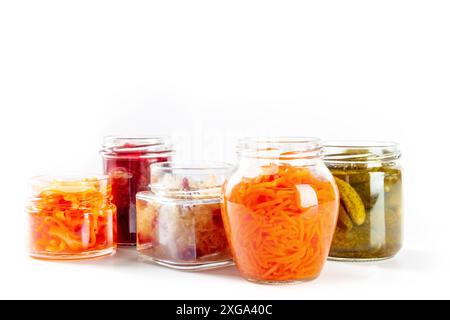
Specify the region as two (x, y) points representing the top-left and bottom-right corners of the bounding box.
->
(323, 141), (401, 164)
(147, 162), (233, 200)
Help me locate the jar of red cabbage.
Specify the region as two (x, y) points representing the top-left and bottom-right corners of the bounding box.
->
(101, 137), (173, 246)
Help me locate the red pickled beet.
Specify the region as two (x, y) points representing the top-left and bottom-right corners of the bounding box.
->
(104, 153), (169, 245)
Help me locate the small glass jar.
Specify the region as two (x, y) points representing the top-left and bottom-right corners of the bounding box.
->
(222, 138), (339, 284)
(27, 174), (117, 260)
(323, 141), (403, 261)
(136, 163), (233, 270)
(100, 136), (173, 246)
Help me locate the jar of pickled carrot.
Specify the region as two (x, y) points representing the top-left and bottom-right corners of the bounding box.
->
(27, 174), (117, 260)
(101, 137), (173, 246)
(222, 138), (339, 284)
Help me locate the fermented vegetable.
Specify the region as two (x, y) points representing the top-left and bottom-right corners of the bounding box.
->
(27, 176), (117, 260)
(223, 163), (339, 282)
(324, 142), (403, 261)
(136, 163), (232, 270)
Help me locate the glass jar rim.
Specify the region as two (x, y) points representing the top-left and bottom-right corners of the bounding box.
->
(151, 162), (233, 174)
(149, 162), (233, 199)
(28, 173), (111, 203)
(237, 137), (322, 160)
(323, 140), (401, 163)
(31, 173), (110, 184)
(101, 135), (173, 156)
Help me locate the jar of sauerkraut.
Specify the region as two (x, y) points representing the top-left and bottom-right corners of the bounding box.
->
(136, 163), (233, 270)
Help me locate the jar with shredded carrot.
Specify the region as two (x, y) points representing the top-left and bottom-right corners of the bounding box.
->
(222, 138), (339, 284)
(27, 174), (117, 260)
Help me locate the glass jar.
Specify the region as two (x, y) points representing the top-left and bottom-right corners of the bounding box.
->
(27, 174), (117, 260)
(136, 163), (233, 270)
(222, 138), (339, 284)
(101, 136), (173, 246)
(323, 141), (403, 261)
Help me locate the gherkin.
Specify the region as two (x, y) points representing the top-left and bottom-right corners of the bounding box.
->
(334, 177), (366, 226)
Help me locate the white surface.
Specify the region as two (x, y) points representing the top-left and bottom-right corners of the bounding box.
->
(0, 0), (449, 300)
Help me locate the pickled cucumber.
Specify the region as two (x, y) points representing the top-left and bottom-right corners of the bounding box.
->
(334, 177), (366, 226)
(328, 165), (403, 260)
(337, 204), (353, 231)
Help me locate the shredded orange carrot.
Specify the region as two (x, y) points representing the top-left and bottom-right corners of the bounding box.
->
(223, 164), (338, 282)
(28, 179), (117, 258)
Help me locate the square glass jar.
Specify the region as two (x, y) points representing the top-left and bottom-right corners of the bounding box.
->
(136, 163), (233, 270)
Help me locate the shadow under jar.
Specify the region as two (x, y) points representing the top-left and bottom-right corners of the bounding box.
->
(222, 138), (339, 284)
(323, 141), (403, 261)
(27, 174), (117, 260)
(101, 137), (173, 246)
(136, 163), (233, 271)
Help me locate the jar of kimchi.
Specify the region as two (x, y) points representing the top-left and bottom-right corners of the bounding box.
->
(222, 138), (339, 284)
(27, 174), (117, 260)
(136, 163), (233, 270)
(101, 137), (173, 246)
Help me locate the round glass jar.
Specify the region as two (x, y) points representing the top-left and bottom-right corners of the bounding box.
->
(27, 174), (117, 260)
(222, 138), (339, 284)
(323, 141), (403, 261)
(136, 163), (233, 270)
(100, 136), (173, 246)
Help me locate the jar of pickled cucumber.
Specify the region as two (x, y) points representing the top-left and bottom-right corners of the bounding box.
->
(323, 141), (403, 261)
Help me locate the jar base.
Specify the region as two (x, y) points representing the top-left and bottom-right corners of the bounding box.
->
(118, 243), (136, 247)
(328, 255), (396, 262)
(245, 276), (318, 286)
(138, 253), (234, 271)
(30, 247), (116, 261)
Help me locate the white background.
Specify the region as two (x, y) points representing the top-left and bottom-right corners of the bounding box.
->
(0, 0), (449, 300)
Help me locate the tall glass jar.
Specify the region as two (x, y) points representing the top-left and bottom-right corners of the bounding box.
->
(323, 141), (403, 261)
(27, 174), (117, 260)
(222, 138), (339, 284)
(136, 163), (233, 270)
(101, 137), (173, 246)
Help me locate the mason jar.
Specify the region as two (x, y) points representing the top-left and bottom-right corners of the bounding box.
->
(27, 174), (117, 260)
(136, 162), (233, 270)
(222, 138), (339, 284)
(323, 141), (403, 261)
(101, 136), (173, 246)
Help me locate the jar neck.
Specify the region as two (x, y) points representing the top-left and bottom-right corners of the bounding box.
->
(101, 136), (173, 157)
(149, 162), (232, 200)
(29, 175), (112, 209)
(237, 137), (323, 165)
(323, 141), (401, 166)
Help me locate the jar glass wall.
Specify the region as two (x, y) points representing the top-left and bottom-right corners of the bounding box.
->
(101, 136), (173, 246)
(323, 141), (403, 261)
(27, 174), (117, 260)
(136, 163), (233, 270)
(222, 138), (339, 284)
